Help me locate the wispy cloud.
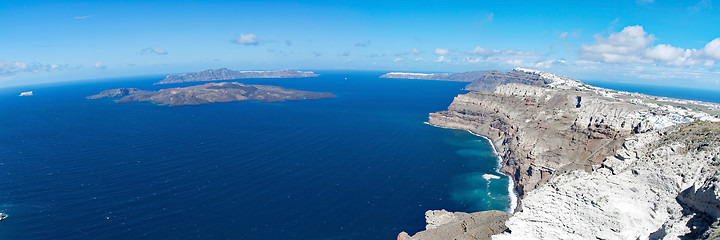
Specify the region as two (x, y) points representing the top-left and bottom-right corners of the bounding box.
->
(73, 14), (94, 20)
(354, 41), (371, 47)
(339, 51), (351, 57)
(476, 12), (494, 26)
(140, 47), (168, 55)
(485, 12), (494, 23)
(0, 60), (72, 77)
(434, 48), (449, 55)
(94, 61), (106, 69)
(311, 51), (322, 57)
(395, 48), (421, 56)
(435, 56), (450, 63)
(636, 0), (654, 4)
(234, 33), (259, 46)
(557, 29), (581, 39)
(463, 46), (540, 66)
(689, 0), (712, 12)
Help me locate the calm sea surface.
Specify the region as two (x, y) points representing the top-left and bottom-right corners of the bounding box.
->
(0, 71), (511, 239)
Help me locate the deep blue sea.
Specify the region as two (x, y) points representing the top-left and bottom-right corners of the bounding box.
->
(0, 71), (512, 240)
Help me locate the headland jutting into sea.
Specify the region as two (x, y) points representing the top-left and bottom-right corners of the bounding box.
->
(386, 68), (720, 239)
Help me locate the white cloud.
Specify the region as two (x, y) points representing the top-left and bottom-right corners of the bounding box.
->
(636, 0), (654, 4)
(485, 13), (494, 22)
(466, 46), (538, 64)
(580, 25), (720, 67)
(234, 33), (259, 46)
(470, 46), (495, 56)
(435, 56), (450, 63)
(689, 0), (712, 12)
(311, 51), (322, 57)
(434, 48), (449, 55)
(94, 61), (106, 69)
(580, 25), (656, 64)
(645, 44), (685, 62)
(73, 15), (94, 19)
(354, 41), (371, 47)
(395, 48), (420, 56)
(141, 47), (168, 55)
(559, 32), (569, 39)
(393, 57), (404, 63)
(534, 59), (568, 68)
(464, 57), (482, 63)
(0, 60), (71, 77)
(0, 60), (28, 76)
(702, 38), (720, 59)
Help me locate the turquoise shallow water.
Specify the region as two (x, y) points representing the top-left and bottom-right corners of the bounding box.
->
(0, 71), (512, 239)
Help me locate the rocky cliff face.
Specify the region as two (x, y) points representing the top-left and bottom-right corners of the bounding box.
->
(403, 68), (720, 239)
(495, 121), (720, 239)
(429, 83), (648, 198)
(462, 70), (549, 92)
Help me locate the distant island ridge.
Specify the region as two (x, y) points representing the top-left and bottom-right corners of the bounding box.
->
(88, 82), (335, 106)
(155, 68), (318, 84)
(380, 69), (549, 92)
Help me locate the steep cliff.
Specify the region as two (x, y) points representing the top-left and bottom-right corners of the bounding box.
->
(402, 68), (720, 239)
(429, 83), (648, 198)
(494, 121), (720, 239)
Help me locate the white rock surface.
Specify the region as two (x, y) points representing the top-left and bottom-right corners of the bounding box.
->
(493, 123), (720, 240)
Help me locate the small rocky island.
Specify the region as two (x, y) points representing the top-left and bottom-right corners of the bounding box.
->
(155, 68), (318, 84)
(88, 82), (335, 106)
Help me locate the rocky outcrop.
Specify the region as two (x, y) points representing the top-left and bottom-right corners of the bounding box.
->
(156, 68), (318, 84)
(404, 68), (720, 239)
(397, 210), (510, 240)
(88, 82), (335, 106)
(462, 70), (549, 92)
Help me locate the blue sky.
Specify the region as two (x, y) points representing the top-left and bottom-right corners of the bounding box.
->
(1, 0), (719, 88)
